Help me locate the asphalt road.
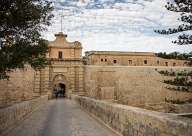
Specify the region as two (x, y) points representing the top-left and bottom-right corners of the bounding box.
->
(6, 99), (118, 136)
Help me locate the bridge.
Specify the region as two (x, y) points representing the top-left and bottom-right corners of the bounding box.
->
(1, 95), (192, 136)
(4, 99), (118, 136)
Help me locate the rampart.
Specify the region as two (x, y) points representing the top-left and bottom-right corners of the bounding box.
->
(0, 66), (39, 108)
(84, 66), (192, 109)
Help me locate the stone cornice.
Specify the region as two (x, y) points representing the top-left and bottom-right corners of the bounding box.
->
(85, 51), (156, 57)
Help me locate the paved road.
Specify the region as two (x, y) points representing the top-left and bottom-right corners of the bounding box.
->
(6, 99), (118, 136)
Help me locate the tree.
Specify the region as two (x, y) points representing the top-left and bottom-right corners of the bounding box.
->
(0, 0), (54, 79)
(155, 0), (192, 45)
(155, 0), (192, 96)
(156, 51), (192, 60)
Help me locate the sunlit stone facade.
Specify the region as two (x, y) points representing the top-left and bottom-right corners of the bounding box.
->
(41, 32), (189, 98)
(85, 51), (188, 66)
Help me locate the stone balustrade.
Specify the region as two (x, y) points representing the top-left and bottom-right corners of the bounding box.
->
(72, 95), (192, 136)
(0, 95), (48, 135)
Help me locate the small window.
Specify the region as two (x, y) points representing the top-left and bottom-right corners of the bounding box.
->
(105, 59), (107, 62)
(165, 62), (168, 66)
(184, 62), (188, 66)
(157, 60), (160, 65)
(58, 51), (63, 59)
(101, 58), (103, 62)
(128, 60), (132, 65)
(113, 60), (117, 63)
(144, 60), (147, 64)
(173, 63), (176, 66)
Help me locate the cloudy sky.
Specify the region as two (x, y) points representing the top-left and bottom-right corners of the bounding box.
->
(44, 0), (192, 53)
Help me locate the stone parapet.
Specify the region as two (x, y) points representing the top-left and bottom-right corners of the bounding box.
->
(72, 95), (192, 136)
(0, 95), (48, 135)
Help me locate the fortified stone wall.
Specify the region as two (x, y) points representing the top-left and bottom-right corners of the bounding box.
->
(73, 95), (192, 136)
(84, 66), (192, 107)
(0, 66), (40, 108)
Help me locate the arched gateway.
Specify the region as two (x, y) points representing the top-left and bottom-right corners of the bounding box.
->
(52, 74), (69, 98)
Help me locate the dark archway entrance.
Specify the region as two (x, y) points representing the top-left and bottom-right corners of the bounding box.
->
(52, 74), (70, 98)
(53, 83), (66, 98)
(59, 83), (66, 97)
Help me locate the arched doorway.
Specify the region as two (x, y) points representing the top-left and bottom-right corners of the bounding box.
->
(52, 74), (69, 98)
(53, 83), (66, 98)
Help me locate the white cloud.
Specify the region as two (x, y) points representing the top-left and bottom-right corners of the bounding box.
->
(44, 0), (192, 53)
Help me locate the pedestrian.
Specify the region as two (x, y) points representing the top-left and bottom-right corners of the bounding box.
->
(55, 91), (58, 99)
(54, 88), (58, 99)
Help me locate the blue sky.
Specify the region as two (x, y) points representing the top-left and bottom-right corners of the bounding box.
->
(44, 0), (192, 53)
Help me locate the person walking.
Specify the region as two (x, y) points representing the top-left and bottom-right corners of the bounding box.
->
(54, 88), (58, 99)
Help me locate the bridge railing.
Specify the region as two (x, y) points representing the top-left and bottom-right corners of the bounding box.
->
(72, 95), (192, 136)
(0, 95), (48, 136)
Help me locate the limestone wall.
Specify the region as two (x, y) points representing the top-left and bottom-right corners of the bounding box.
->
(85, 51), (187, 66)
(84, 66), (192, 107)
(73, 95), (192, 136)
(0, 95), (48, 135)
(0, 66), (39, 108)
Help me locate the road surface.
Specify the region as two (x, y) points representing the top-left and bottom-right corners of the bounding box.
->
(6, 99), (118, 136)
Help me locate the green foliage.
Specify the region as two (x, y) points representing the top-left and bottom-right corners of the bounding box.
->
(158, 70), (176, 76)
(155, 0), (192, 45)
(166, 86), (190, 92)
(163, 77), (191, 87)
(156, 52), (192, 60)
(158, 69), (192, 92)
(177, 70), (192, 76)
(165, 98), (192, 104)
(156, 52), (192, 66)
(0, 0), (54, 79)
(154, 0), (192, 101)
